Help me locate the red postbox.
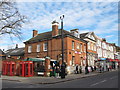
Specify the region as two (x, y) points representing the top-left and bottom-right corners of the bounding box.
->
(2, 61), (8, 75)
(7, 61), (16, 76)
(19, 61), (25, 77)
(24, 61), (33, 77)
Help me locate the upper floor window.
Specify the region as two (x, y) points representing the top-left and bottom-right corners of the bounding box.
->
(94, 44), (96, 51)
(76, 43), (79, 49)
(72, 41), (75, 50)
(80, 43), (82, 51)
(88, 42), (90, 50)
(37, 44), (40, 52)
(84, 45), (86, 52)
(43, 42), (48, 51)
(28, 46), (32, 53)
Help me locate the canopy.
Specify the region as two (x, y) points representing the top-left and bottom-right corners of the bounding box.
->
(24, 58), (57, 62)
(24, 58), (45, 62)
(109, 59), (120, 62)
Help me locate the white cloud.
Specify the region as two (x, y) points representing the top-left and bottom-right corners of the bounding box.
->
(1, 2), (118, 50)
(105, 35), (114, 38)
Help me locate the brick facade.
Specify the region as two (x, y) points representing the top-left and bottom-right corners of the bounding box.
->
(24, 21), (87, 68)
(25, 36), (87, 67)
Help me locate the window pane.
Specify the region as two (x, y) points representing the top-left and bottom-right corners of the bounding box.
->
(72, 41), (74, 50)
(44, 42), (48, 51)
(28, 46), (32, 53)
(37, 44), (40, 52)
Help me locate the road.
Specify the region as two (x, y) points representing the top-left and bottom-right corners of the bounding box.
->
(2, 70), (118, 88)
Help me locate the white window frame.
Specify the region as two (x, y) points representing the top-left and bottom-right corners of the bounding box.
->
(37, 44), (40, 52)
(84, 45), (86, 52)
(72, 41), (75, 50)
(88, 42), (90, 50)
(80, 43), (82, 52)
(43, 42), (48, 51)
(28, 46), (32, 53)
(76, 43), (79, 49)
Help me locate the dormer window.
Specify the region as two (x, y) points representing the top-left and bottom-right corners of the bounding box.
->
(70, 29), (79, 38)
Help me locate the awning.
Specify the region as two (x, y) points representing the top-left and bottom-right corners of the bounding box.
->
(24, 58), (57, 62)
(98, 58), (107, 61)
(109, 59), (120, 62)
(24, 58), (45, 62)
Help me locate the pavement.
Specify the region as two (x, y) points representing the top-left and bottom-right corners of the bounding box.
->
(1, 69), (117, 85)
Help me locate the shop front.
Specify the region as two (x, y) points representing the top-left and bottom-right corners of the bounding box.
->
(107, 59), (120, 69)
(95, 58), (108, 72)
(24, 58), (57, 76)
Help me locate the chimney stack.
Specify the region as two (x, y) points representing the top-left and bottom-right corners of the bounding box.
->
(52, 20), (59, 37)
(16, 44), (18, 49)
(33, 30), (38, 37)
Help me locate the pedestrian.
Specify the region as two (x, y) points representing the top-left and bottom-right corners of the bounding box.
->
(55, 66), (60, 78)
(117, 65), (119, 69)
(85, 65), (89, 74)
(94, 66), (96, 71)
(79, 65), (82, 74)
(99, 66), (102, 73)
(75, 65), (79, 74)
(49, 66), (53, 77)
(90, 66), (94, 72)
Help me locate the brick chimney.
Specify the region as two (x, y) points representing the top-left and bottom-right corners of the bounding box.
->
(15, 44), (18, 49)
(33, 30), (38, 37)
(52, 20), (59, 37)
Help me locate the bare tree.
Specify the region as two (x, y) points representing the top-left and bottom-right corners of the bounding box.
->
(0, 0), (27, 39)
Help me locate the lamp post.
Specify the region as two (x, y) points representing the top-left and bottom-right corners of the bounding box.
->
(60, 15), (66, 79)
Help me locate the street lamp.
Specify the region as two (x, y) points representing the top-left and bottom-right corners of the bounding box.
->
(60, 15), (66, 79)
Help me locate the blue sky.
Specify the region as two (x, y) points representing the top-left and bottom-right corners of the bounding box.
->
(0, 1), (118, 50)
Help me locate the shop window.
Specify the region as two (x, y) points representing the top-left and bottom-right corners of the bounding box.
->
(72, 56), (75, 66)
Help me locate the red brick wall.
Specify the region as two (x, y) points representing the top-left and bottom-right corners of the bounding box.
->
(25, 36), (87, 66)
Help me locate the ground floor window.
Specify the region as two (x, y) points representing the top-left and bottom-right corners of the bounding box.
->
(72, 56), (75, 66)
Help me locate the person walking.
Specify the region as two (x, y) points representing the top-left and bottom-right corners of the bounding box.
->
(99, 65), (102, 73)
(90, 66), (94, 72)
(55, 66), (60, 78)
(79, 65), (82, 74)
(85, 65), (89, 74)
(94, 66), (96, 71)
(49, 66), (53, 77)
(75, 65), (79, 74)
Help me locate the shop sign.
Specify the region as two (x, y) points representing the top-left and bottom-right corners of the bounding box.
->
(100, 58), (106, 60)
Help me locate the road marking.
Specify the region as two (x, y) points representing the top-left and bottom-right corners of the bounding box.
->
(90, 80), (107, 87)
(110, 76), (117, 80)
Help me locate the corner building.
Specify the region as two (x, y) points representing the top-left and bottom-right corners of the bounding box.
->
(24, 21), (87, 74)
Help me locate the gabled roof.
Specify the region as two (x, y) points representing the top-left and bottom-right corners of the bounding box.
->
(5, 47), (25, 56)
(80, 32), (97, 42)
(79, 32), (89, 38)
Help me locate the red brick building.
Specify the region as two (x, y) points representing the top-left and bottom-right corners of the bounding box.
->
(24, 21), (87, 73)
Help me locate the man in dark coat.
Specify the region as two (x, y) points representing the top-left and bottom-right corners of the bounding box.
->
(76, 65), (79, 74)
(85, 65), (89, 74)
